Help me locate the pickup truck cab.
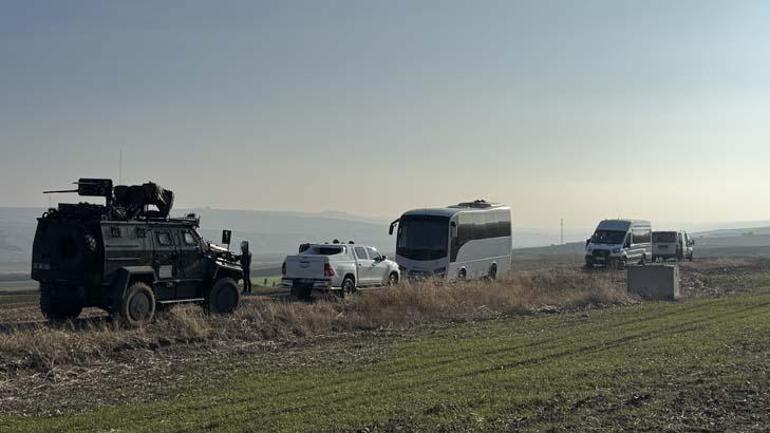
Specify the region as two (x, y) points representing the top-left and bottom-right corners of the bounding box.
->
(281, 243), (400, 298)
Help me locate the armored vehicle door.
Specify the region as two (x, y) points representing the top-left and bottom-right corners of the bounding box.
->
(102, 222), (151, 280)
(150, 227), (180, 301)
(176, 228), (207, 299)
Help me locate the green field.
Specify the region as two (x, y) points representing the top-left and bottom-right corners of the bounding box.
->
(4, 281), (770, 432)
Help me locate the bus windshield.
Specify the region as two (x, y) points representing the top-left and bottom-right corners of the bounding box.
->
(397, 216), (449, 261)
(591, 230), (627, 245)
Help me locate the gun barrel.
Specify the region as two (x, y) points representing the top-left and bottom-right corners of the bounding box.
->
(43, 189), (79, 194)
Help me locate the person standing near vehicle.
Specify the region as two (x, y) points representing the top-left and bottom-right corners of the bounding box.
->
(239, 241), (252, 294)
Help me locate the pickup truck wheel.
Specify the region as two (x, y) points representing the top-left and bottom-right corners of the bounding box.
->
(340, 276), (355, 298)
(387, 272), (399, 286)
(208, 278), (240, 314)
(118, 282), (156, 327)
(290, 285), (312, 300)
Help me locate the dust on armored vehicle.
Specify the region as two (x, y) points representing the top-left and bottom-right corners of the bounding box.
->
(31, 179), (243, 326)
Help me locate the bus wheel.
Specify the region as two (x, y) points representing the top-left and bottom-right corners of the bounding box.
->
(458, 269), (467, 281)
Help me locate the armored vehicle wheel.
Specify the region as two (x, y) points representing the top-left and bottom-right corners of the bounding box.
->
(118, 282), (156, 327)
(40, 284), (82, 322)
(208, 278), (240, 314)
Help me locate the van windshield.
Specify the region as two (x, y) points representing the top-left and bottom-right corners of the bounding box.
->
(653, 232), (677, 243)
(396, 216), (449, 261)
(591, 230), (626, 245)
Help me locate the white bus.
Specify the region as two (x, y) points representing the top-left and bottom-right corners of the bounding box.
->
(389, 200), (512, 281)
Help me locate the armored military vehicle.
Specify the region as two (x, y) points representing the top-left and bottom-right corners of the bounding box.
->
(31, 179), (243, 326)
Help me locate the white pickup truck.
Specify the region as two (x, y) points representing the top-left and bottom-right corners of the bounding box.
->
(281, 243), (400, 298)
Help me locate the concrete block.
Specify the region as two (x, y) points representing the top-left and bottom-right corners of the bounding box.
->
(627, 265), (680, 300)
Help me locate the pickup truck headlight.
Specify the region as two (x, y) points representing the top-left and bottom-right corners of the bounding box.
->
(612, 247), (622, 254)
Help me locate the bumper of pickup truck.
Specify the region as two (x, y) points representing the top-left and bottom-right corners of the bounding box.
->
(281, 278), (335, 290)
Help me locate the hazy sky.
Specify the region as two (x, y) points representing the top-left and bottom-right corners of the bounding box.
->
(1, 0), (769, 231)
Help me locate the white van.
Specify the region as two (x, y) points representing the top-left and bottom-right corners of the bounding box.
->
(585, 219), (652, 269)
(652, 231), (695, 262)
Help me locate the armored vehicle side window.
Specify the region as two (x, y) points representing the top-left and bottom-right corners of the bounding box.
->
(156, 231), (173, 246)
(182, 231), (197, 246)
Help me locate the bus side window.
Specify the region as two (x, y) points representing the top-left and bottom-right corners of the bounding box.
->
(490, 210), (502, 238)
(458, 213), (472, 245)
(473, 213), (486, 240)
(502, 210), (512, 236)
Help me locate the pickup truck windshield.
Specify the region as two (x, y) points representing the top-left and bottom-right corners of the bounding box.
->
(397, 216), (449, 261)
(591, 230), (626, 245)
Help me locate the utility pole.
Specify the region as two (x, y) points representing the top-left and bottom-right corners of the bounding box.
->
(560, 218), (564, 245)
(118, 149), (123, 185)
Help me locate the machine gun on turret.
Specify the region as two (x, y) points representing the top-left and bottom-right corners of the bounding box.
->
(44, 178), (174, 220)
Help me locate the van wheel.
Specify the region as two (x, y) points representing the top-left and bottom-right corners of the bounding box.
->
(639, 255), (647, 266)
(39, 284), (82, 322)
(118, 282), (156, 327)
(208, 278), (240, 314)
(488, 265), (497, 281)
(387, 272), (399, 286)
(340, 276), (356, 298)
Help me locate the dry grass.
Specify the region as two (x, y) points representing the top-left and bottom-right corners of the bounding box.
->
(0, 267), (629, 375)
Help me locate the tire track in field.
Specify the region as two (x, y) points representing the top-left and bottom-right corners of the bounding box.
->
(205, 297), (770, 426)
